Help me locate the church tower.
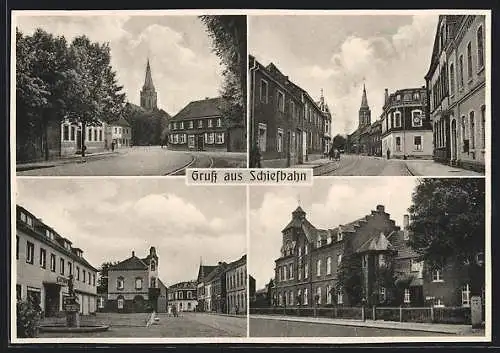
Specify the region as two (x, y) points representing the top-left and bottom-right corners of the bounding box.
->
(140, 58), (158, 110)
(358, 84), (371, 127)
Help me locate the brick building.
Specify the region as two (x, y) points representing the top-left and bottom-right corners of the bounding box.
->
(249, 55), (330, 167)
(272, 205), (424, 308)
(106, 247), (167, 313)
(167, 281), (198, 313)
(225, 254), (247, 314)
(196, 263), (218, 312)
(168, 97), (233, 152)
(16, 205), (98, 316)
(380, 87), (433, 159)
(425, 15), (486, 172)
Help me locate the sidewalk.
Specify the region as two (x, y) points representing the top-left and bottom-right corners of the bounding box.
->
(17, 151), (119, 172)
(404, 159), (483, 176)
(250, 314), (485, 336)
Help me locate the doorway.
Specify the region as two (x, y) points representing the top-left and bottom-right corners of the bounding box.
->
(44, 284), (60, 317)
(197, 135), (204, 151)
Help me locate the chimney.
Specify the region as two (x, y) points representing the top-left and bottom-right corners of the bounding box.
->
(384, 88), (389, 104)
(132, 251), (135, 257)
(376, 205), (385, 213)
(403, 214), (409, 229)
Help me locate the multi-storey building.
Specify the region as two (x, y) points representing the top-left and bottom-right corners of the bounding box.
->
(168, 97), (233, 152)
(167, 281), (198, 313)
(380, 87), (433, 159)
(272, 205), (424, 308)
(318, 90), (333, 155)
(105, 117), (132, 149)
(347, 85), (373, 155)
(204, 262), (228, 313)
(425, 15), (486, 172)
(225, 254), (247, 314)
(249, 55), (329, 167)
(369, 119), (382, 157)
(196, 264), (218, 312)
(16, 205), (98, 316)
(107, 247), (167, 313)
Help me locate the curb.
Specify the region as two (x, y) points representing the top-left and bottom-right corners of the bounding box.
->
(250, 315), (470, 335)
(165, 155), (196, 176)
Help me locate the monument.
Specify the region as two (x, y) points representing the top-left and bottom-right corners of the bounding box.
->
(64, 274), (80, 328)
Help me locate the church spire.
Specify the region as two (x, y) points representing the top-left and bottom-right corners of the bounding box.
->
(360, 83), (369, 109)
(143, 58), (155, 90)
(140, 57), (158, 110)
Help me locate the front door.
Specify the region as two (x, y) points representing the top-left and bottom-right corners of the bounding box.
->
(197, 135), (204, 151)
(44, 284), (60, 317)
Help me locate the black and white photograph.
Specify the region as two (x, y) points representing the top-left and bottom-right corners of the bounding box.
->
(248, 178), (487, 340)
(13, 179), (247, 340)
(249, 14), (487, 176)
(14, 11), (247, 176)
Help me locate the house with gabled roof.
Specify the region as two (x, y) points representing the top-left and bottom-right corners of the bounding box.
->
(106, 246), (167, 313)
(196, 263), (218, 312)
(273, 204), (423, 308)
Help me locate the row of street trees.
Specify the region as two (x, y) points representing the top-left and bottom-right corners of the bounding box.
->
(16, 28), (126, 161)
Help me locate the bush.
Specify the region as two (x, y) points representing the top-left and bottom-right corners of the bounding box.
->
(17, 300), (42, 338)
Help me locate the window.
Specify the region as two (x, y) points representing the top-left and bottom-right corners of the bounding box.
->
(481, 105), (486, 149)
(412, 110), (423, 127)
(189, 121), (194, 129)
(151, 277), (156, 288)
(16, 236), (19, 259)
(316, 287), (322, 304)
(188, 135), (195, 148)
(208, 119), (213, 128)
(432, 269), (443, 282)
(404, 288), (411, 304)
(88, 272), (91, 284)
(180, 122), (184, 129)
(76, 266), (80, 279)
(413, 92), (420, 100)
(304, 288), (308, 305)
(283, 265), (287, 281)
(459, 55), (464, 87)
(83, 270), (86, 283)
(327, 235), (332, 245)
(50, 254), (56, 272)
(63, 125), (69, 141)
(277, 90), (285, 113)
(68, 262), (72, 275)
(316, 235), (322, 248)
(88, 128), (92, 141)
(258, 123), (267, 152)
(337, 289), (344, 304)
(198, 120), (203, 128)
(395, 137), (401, 152)
(277, 128), (283, 153)
(215, 132), (224, 144)
(173, 122), (177, 130)
(477, 26), (484, 69)
(60, 258), (65, 275)
(26, 241), (34, 264)
(99, 130), (103, 141)
(316, 259), (322, 277)
(327, 257), (332, 275)
(117, 298), (124, 309)
(260, 79), (268, 103)
(39, 248), (46, 268)
(216, 118), (222, 127)
(289, 263), (294, 279)
(462, 284), (471, 307)
(467, 42), (473, 79)
(379, 254), (385, 267)
(117, 277), (124, 290)
(414, 136), (422, 151)
(71, 126), (76, 141)
(379, 287), (386, 302)
(434, 298), (445, 308)
(206, 132), (215, 144)
(337, 232), (343, 242)
(94, 129), (97, 141)
(396, 94), (401, 101)
(450, 63), (455, 94)
(305, 244), (308, 255)
(337, 254), (342, 266)
(394, 111), (401, 127)
(304, 263), (309, 279)
(289, 291), (294, 306)
(470, 111), (475, 149)
(179, 291), (183, 299)
(135, 278), (143, 290)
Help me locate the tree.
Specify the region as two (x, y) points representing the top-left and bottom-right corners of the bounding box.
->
(97, 261), (117, 295)
(336, 255), (363, 306)
(266, 278), (274, 306)
(332, 134), (347, 150)
(407, 178), (485, 268)
(199, 15), (246, 151)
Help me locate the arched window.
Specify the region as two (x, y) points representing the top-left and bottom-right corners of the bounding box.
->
(117, 277), (124, 290)
(467, 42), (473, 79)
(135, 277), (143, 290)
(477, 26), (484, 69)
(459, 55), (464, 87)
(316, 287), (322, 304)
(151, 260), (156, 272)
(316, 259), (321, 277)
(449, 63), (455, 94)
(327, 257), (332, 275)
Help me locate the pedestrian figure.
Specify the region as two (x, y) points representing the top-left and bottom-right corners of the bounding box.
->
(111, 141), (115, 152)
(251, 141), (262, 168)
(328, 146), (335, 160)
(386, 149), (391, 160)
(235, 305), (239, 315)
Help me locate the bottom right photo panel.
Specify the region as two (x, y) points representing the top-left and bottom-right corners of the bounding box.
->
(248, 177), (487, 340)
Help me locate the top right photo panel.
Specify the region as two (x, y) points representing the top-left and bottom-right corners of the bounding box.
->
(248, 13), (488, 176)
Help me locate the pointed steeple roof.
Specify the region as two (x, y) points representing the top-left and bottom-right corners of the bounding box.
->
(143, 58), (155, 91)
(360, 84), (369, 109)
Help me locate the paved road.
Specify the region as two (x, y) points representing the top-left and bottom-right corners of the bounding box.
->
(17, 147), (246, 176)
(249, 317), (452, 337)
(38, 312), (246, 338)
(315, 154), (411, 176)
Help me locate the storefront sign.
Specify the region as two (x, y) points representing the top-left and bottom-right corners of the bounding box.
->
(56, 276), (68, 286)
(64, 304), (80, 312)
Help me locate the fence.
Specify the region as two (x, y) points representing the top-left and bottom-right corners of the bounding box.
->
(250, 306), (471, 325)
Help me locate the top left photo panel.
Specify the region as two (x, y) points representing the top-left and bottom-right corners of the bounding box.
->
(13, 11), (248, 176)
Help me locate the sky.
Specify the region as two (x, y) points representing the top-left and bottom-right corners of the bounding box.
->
(249, 178), (419, 290)
(15, 13), (225, 116)
(249, 14), (439, 135)
(16, 179), (246, 287)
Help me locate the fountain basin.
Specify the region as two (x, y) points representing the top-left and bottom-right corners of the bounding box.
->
(39, 324), (110, 333)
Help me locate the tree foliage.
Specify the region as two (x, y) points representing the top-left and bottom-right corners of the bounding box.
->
(332, 134), (347, 150)
(16, 28), (126, 160)
(407, 178), (485, 268)
(336, 255), (363, 306)
(16, 299), (41, 338)
(97, 261), (118, 294)
(122, 103), (170, 146)
(199, 16), (246, 130)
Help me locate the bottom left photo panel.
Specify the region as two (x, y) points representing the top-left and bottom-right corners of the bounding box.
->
(13, 178), (248, 340)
